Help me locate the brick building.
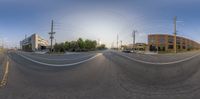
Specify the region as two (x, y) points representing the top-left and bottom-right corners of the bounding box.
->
(148, 34), (200, 52)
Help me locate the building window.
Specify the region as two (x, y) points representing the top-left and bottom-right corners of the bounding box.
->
(168, 45), (173, 49)
(149, 37), (156, 43)
(177, 38), (181, 44)
(159, 36), (165, 44)
(182, 40), (186, 45)
(168, 37), (174, 43)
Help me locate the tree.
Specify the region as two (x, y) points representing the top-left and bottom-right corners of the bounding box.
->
(64, 41), (70, 51)
(97, 44), (106, 50)
(60, 43), (65, 52)
(91, 40), (97, 49)
(69, 41), (78, 51)
(54, 43), (59, 52)
(83, 40), (97, 50)
(77, 38), (85, 50)
(54, 43), (65, 52)
(53, 38), (100, 53)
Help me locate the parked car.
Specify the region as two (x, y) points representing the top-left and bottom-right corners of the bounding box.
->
(122, 50), (131, 53)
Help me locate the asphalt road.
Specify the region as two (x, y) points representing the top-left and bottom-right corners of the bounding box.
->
(0, 50), (200, 99)
(0, 52), (6, 79)
(116, 50), (200, 63)
(17, 51), (97, 65)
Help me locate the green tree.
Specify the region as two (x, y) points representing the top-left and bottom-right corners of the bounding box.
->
(69, 41), (78, 51)
(97, 44), (106, 50)
(54, 38), (101, 53)
(85, 39), (91, 50)
(91, 40), (97, 49)
(54, 43), (59, 52)
(64, 41), (70, 51)
(59, 43), (65, 52)
(54, 43), (65, 52)
(77, 38), (85, 50)
(84, 39), (97, 50)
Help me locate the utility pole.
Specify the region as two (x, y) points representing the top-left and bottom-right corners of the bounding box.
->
(132, 30), (137, 50)
(120, 40), (122, 50)
(174, 16), (177, 53)
(49, 20), (56, 53)
(117, 34), (119, 50)
(24, 34), (27, 50)
(1, 39), (4, 49)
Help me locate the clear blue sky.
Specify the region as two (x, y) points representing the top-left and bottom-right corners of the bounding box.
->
(0, 0), (200, 48)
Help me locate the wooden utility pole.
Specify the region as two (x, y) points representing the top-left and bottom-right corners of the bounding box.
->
(49, 20), (56, 53)
(117, 34), (119, 50)
(174, 16), (177, 53)
(1, 39), (4, 49)
(120, 40), (122, 50)
(132, 30), (137, 50)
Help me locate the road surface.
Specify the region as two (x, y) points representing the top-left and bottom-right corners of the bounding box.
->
(0, 50), (200, 99)
(0, 51), (6, 80)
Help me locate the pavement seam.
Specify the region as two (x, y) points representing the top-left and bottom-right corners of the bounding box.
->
(113, 52), (200, 65)
(16, 52), (102, 67)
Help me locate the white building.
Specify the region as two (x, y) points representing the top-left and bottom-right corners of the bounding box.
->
(20, 34), (49, 51)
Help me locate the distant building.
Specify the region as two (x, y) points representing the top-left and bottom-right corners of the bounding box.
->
(135, 43), (147, 51)
(20, 34), (49, 51)
(126, 43), (147, 51)
(148, 34), (200, 52)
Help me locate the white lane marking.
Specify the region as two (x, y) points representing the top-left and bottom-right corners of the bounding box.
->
(16, 52), (102, 67)
(21, 53), (95, 61)
(65, 52), (81, 55)
(114, 52), (200, 65)
(0, 58), (9, 87)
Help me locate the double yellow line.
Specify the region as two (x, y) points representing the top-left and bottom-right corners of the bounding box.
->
(0, 57), (10, 88)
